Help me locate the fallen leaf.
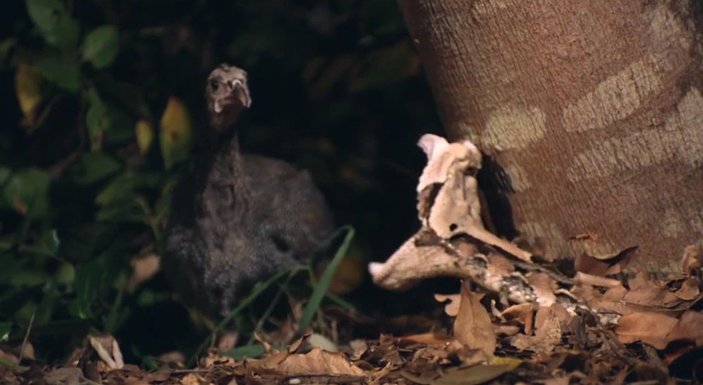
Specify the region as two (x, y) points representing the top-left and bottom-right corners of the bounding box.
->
(276, 348), (366, 376)
(674, 278), (700, 301)
(399, 332), (453, 345)
(666, 310), (703, 345)
(401, 359), (519, 385)
(127, 254), (160, 292)
(615, 312), (678, 349)
(89, 335), (124, 370)
(453, 281), (496, 357)
(44, 368), (97, 385)
(500, 303), (535, 335)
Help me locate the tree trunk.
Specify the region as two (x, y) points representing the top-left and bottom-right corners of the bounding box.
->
(398, 0), (703, 268)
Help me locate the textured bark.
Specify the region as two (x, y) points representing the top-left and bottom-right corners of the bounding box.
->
(398, 0), (703, 268)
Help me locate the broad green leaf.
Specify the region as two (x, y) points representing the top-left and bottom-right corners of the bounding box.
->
(38, 229), (60, 256)
(95, 172), (159, 207)
(86, 89), (134, 150)
(69, 260), (103, 319)
(36, 50), (81, 92)
(222, 344), (265, 359)
(54, 262), (75, 285)
(3, 168), (51, 219)
(159, 97), (193, 169)
(82, 25), (119, 69)
(26, 0), (79, 48)
(298, 226), (354, 333)
(9, 269), (48, 287)
(66, 152), (122, 185)
(0, 323), (11, 342)
(96, 199), (146, 223)
(0, 38), (16, 69)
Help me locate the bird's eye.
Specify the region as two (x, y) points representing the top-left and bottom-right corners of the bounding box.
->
(209, 80), (220, 91)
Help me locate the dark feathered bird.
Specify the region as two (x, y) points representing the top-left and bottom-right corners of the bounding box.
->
(163, 64), (335, 317)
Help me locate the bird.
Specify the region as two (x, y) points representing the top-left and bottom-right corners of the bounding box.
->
(163, 63), (335, 318)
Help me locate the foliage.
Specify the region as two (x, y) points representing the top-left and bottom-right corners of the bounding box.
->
(0, 0), (440, 362)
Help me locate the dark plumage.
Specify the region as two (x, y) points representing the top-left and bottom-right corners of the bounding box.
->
(163, 64), (334, 316)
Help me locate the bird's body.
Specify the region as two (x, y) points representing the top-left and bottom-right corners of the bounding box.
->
(163, 64), (334, 316)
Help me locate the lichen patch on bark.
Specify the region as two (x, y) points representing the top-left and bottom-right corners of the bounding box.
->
(562, 53), (667, 133)
(503, 163), (531, 192)
(566, 87), (703, 182)
(484, 104), (546, 150)
(665, 87), (703, 168)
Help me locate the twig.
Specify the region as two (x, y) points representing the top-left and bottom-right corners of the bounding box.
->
(18, 313), (34, 363)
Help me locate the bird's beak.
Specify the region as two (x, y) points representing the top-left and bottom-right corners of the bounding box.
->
(230, 80), (252, 109)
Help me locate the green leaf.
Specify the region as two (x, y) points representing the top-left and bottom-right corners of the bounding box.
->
(69, 260), (103, 319)
(38, 229), (60, 256)
(82, 25), (119, 69)
(3, 168), (51, 219)
(297, 226), (354, 334)
(85, 89), (134, 150)
(0, 323), (11, 342)
(222, 344), (265, 359)
(9, 270), (48, 287)
(95, 172), (159, 207)
(66, 152), (122, 185)
(0, 39), (16, 69)
(36, 50), (81, 92)
(25, 0), (79, 48)
(54, 262), (75, 285)
(96, 199), (146, 223)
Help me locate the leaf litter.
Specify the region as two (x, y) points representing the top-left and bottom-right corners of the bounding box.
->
(5, 134), (703, 384)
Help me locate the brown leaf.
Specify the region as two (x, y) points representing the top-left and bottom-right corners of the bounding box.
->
(666, 310), (703, 345)
(623, 273), (682, 308)
(674, 278), (701, 301)
(127, 254), (160, 292)
(276, 348), (366, 376)
(615, 312), (679, 349)
(453, 282), (496, 357)
(399, 332), (453, 345)
(500, 303), (535, 335)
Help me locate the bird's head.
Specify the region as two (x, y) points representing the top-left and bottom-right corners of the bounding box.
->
(205, 63), (252, 132)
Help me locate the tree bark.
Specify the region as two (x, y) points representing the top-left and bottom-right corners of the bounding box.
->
(397, 0), (703, 268)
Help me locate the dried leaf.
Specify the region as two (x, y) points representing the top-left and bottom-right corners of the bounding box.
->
(666, 310), (703, 345)
(453, 282), (495, 357)
(89, 335), (124, 370)
(500, 303), (535, 335)
(276, 348), (365, 376)
(401, 359), (518, 385)
(127, 254), (160, 292)
(674, 278), (700, 301)
(399, 332), (453, 345)
(615, 312), (678, 349)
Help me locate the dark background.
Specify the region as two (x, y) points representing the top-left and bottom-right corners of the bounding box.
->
(0, 0), (445, 361)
